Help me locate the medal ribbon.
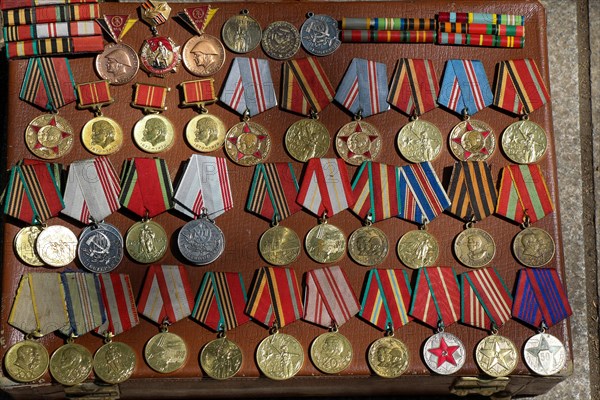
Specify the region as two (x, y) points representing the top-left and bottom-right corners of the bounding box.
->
(512, 268), (572, 328)
(247, 163), (301, 222)
(397, 162), (450, 224)
(76, 80), (113, 109)
(409, 267), (461, 328)
(359, 269), (412, 331)
(63, 157), (120, 223)
(180, 79), (216, 106)
(351, 161), (401, 222)
(439, 22), (525, 37)
(496, 164), (553, 224)
(334, 58), (389, 118)
(296, 158), (355, 217)
(437, 59), (492, 116)
(119, 158), (173, 219)
(2, 4), (100, 26)
(303, 266), (360, 328)
(60, 272), (105, 336)
(3, 21), (101, 41)
(246, 267), (302, 328)
(6, 36), (104, 58)
(173, 155), (232, 219)
(281, 57), (335, 116)
(141, 0), (169, 26)
(1, 1), (99, 11)
(20, 57), (76, 111)
(438, 12), (525, 26)
(178, 5), (217, 35)
(132, 83), (169, 111)
(220, 57), (277, 117)
(98, 14), (137, 42)
(137, 264), (194, 324)
(96, 273), (139, 336)
(447, 161), (497, 222)
(493, 59), (550, 116)
(341, 17), (436, 31)
(387, 58), (439, 116)
(461, 268), (513, 330)
(192, 272), (249, 332)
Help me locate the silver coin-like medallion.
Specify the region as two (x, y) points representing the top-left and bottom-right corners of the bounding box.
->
(422, 332), (466, 375)
(300, 14), (341, 56)
(178, 218), (225, 265)
(523, 333), (566, 376)
(78, 223), (123, 273)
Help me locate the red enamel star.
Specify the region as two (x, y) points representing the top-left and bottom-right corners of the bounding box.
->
(338, 122), (378, 158)
(428, 337), (460, 367)
(451, 122), (490, 159)
(30, 116), (71, 155)
(227, 122), (266, 160)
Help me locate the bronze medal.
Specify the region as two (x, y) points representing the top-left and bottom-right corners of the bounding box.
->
(454, 227), (496, 268)
(81, 116), (123, 155)
(367, 336), (410, 378)
(200, 337), (243, 380)
(185, 113), (226, 152)
(125, 220), (168, 264)
(256, 332), (303, 380)
(49, 342), (92, 386)
(259, 225), (301, 266)
(182, 34), (226, 77)
(475, 335), (519, 377)
(95, 42), (140, 86)
(513, 226), (555, 268)
(224, 121), (271, 166)
(221, 10), (262, 54)
(25, 114), (74, 160)
(501, 119), (548, 164)
(261, 21), (301, 60)
(397, 119), (443, 163)
(14, 226), (44, 267)
(449, 118), (496, 161)
(397, 229), (439, 269)
(305, 221), (346, 264)
(310, 331), (353, 374)
(284, 118), (330, 162)
(4, 339), (49, 383)
(336, 120), (381, 165)
(93, 341), (137, 384)
(133, 114), (175, 153)
(347, 225), (389, 267)
(144, 331), (188, 374)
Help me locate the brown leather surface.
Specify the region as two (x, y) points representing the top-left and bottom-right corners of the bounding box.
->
(0, 0), (570, 396)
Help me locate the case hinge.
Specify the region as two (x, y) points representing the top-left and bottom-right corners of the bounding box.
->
(64, 383), (120, 400)
(450, 376), (510, 397)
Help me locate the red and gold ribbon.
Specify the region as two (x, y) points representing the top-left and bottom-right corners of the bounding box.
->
(1, 0), (99, 11)
(439, 22), (524, 37)
(437, 32), (524, 48)
(2, 3), (100, 26)
(461, 268), (512, 330)
(132, 83), (169, 112)
(6, 35), (104, 58)
(247, 163), (301, 223)
(96, 273), (139, 337)
(180, 79), (216, 107)
(409, 267), (461, 329)
(447, 161), (497, 222)
(340, 30), (436, 43)
(351, 161), (401, 223)
(76, 80), (113, 109)
(281, 57), (335, 116)
(387, 58), (439, 117)
(493, 59), (550, 116)
(359, 269), (412, 331)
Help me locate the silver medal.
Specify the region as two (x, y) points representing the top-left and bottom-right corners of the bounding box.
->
(78, 222), (124, 273)
(523, 333), (566, 376)
(422, 332), (466, 375)
(300, 14), (341, 56)
(178, 217), (225, 265)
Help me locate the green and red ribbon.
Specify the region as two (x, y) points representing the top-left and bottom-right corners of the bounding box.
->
(359, 269), (412, 331)
(447, 161), (497, 222)
(119, 158), (173, 219)
(493, 58), (550, 116)
(247, 163), (301, 223)
(20, 57), (76, 111)
(351, 161), (401, 223)
(281, 57), (335, 116)
(461, 267), (512, 330)
(409, 267), (461, 329)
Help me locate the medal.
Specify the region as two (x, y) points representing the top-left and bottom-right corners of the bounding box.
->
(125, 220), (168, 264)
(200, 337), (243, 380)
(14, 226), (44, 267)
(348, 224), (388, 266)
(36, 225), (78, 267)
(93, 341), (137, 384)
(513, 225), (555, 268)
(397, 227), (438, 269)
(95, 14), (139, 85)
(178, 215), (225, 265)
(139, 1), (180, 77)
(221, 9), (262, 53)
(4, 338), (49, 383)
(78, 223), (124, 273)
(523, 332), (567, 376)
(367, 336), (409, 378)
(132, 83), (175, 153)
(262, 21), (300, 60)
(422, 330), (466, 375)
(300, 13), (341, 56)
(50, 340), (93, 386)
(305, 220), (346, 263)
(285, 118), (330, 162)
(454, 225), (495, 268)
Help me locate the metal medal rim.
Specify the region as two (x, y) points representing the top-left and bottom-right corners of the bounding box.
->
(94, 42), (140, 86)
(14, 225), (45, 267)
(335, 120), (382, 166)
(93, 341), (137, 384)
(4, 340), (50, 383)
(144, 331), (188, 374)
(177, 218), (225, 265)
(81, 115), (124, 156)
(199, 337), (243, 380)
(396, 119), (443, 163)
(261, 21), (301, 60)
(185, 113), (227, 152)
(475, 334), (519, 377)
(259, 225), (301, 266)
(448, 119), (496, 161)
(35, 225), (78, 267)
(284, 118), (330, 162)
(348, 225), (389, 267)
(77, 224), (124, 273)
(49, 342), (93, 386)
(256, 333), (304, 380)
(182, 33), (226, 77)
(309, 331), (353, 374)
(512, 226), (556, 268)
(25, 114), (74, 160)
(501, 119), (548, 164)
(221, 14), (262, 54)
(523, 332), (567, 376)
(125, 220), (168, 264)
(224, 121), (272, 166)
(300, 14), (341, 56)
(367, 336), (410, 378)
(305, 223), (346, 264)
(396, 229), (440, 269)
(133, 114), (176, 154)
(422, 331), (466, 375)
(453, 226), (496, 268)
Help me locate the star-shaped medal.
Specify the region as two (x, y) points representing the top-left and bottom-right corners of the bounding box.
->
(25, 114), (74, 159)
(225, 121), (271, 166)
(428, 337), (460, 367)
(525, 335), (563, 370)
(335, 121), (381, 165)
(479, 340), (513, 371)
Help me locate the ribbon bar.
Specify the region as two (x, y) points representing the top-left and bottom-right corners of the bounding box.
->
(247, 163), (301, 222)
(397, 162), (450, 224)
(439, 22), (525, 37)
(388, 58), (439, 117)
(60, 272), (105, 336)
(2, 4), (100, 26)
(341, 17), (436, 31)
(438, 12), (525, 26)
(3, 20), (101, 41)
(438, 59), (493, 116)
(409, 266), (461, 329)
(447, 161), (497, 222)
(97, 273), (139, 336)
(494, 59), (550, 116)
(340, 30), (436, 44)
(334, 58), (389, 118)
(351, 161), (401, 223)
(359, 269), (412, 331)
(180, 79), (216, 107)
(461, 268), (512, 330)
(6, 35), (104, 58)
(76, 80), (113, 109)
(437, 32), (524, 49)
(1, 0), (99, 10)
(132, 83), (169, 112)
(281, 57), (335, 116)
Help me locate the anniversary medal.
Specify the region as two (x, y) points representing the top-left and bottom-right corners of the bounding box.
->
(304, 266), (360, 374)
(388, 58), (442, 163)
(262, 21), (300, 60)
(461, 268), (518, 377)
(95, 14), (139, 85)
(221, 9), (262, 54)
(132, 83), (175, 153)
(247, 267), (304, 380)
(119, 158), (173, 264)
(494, 59), (551, 164)
(192, 272), (250, 379)
(297, 158), (356, 264)
(513, 268), (572, 376)
(410, 267), (466, 375)
(334, 58), (389, 165)
(439, 59), (496, 161)
(138, 265), (194, 374)
(447, 161), (498, 268)
(173, 155), (232, 265)
(281, 57), (335, 162)
(220, 57), (276, 166)
(247, 163), (302, 266)
(300, 13), (340, 56)
(359, 269), (413, 378)
(139, 1), (181, 77)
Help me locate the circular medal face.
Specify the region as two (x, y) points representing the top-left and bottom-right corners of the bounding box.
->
(300, 14), (341, 56)
(224, 121), (271, 166)
(144, 332), (188, 374)
(125, 220), (168, 264)
(397, 120), (443, 163)
(221, 13), (262, 53)
(139, 36), (181, 76)
(502, 120), (548, 164)
(81, 116), (123, 155)
(513, 227), (555, 268)
(25, 114), (74, 160)
(78, 223), (124, 273)
(305, 223), (346, 264)
(95, 42), (140, 85)
(36, 225), (78, 267)
(310, 332), (353, 374)
(454, 227), (496, 268)
(185, 113), (226, 152)
(367, 336), (410, 378)
(523, 333), (566, 376)
(259, 225), (301, 266)
(336, 121), (381, 166)
(449, 119), (496, 161)
(256, 333), (304, 380)
(285, 118), (330, 162)
(475, 335), (519, 377)
(422, 332), (466, 375)
(177, 218), (225, 265)
(133, 114), (175, 154)
(14, 226), (44, 267)
(348, 225), (389, 266)
(4, 340), (49, 383)
(182, 34), (226, 77)
(397, 230), (439, 269)
(261, 21), (301, 60)
(93, 341), (137, 384)
(200, 337), (243, 380)
(49, 343), (92, 386)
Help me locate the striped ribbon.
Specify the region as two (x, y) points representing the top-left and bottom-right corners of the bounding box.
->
(173, 155), (232, 219)
(220, 57), (277, 117)
(19, 57), (76, 111)
(341, 17), (436, 31)
(9, 273), (69, 335)
(180, 79), (216, 106)
(303, 266), (360, 328)
(494, 59), (550, 116)
(512, 268), (572, 328)
(2, 3), (100, 26)
(397, 162), (450, 224)
(62, 157), (120, 223)
(178, 5), (217, 35)
(246, 267), (302, 328)
(6, 35), (104, 58)
(192, 272), (249, 332)
(1, 0), (99, 10)
(119, 158), (173, 219)
(340, 30), (436, 43)
(334, 58), (389, 118)
(409, 266), (461, 329)
(387, 58), (439, 117)
(437, 32), (524, 49)
(76, 80), (113, 109)
(438, 59), (493, 116)
(296, 158), (355, 218)
(97, 14), (137, 42)
(96, 273), (139, 336)
(137, 265), (194, 324)
(351, 161), (401, 223)
(141, 0), (169, 26)
(439, 22), (524, 37)
(60, 272), (105, 336)
(132, 83), (169, 111)
(281, 57), (335, 116)
(359, 269), (412, 331)
(496, 164), (553, 224)
(461, 268), (513, 330)
(447, 161), (497, 222)
(0, 159), (61, 207)
(438, 12), (524, 25)
(247, 163), (301, 222)
(3, 20), (101, 41)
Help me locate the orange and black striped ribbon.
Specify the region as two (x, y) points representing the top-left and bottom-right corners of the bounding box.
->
(247, 163), (301, 222)
(6, 35), (104, 58)
(20, 57), (76, 111)
(281, 57), (335, 116)
(119, 158), (173, 219)
(387, 58), (439, 116)
(2, 3), (100, 26)
(447, 161), (497, 222)
(493, 59), (550, 116)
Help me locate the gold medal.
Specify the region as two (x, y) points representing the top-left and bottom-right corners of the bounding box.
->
(367, 336), (410, 378)
(125, 220), (168, 264)
(397, 119), (443, 163)
(513, 226), (555, 268)
(335, 120), (381, 166)
(397, 229), (439, 269)
(305, 220), (346, 264)
(49, 342), (92, 386)
(14, 226), (44, 267)
(221, 10), (262, 54)
(81, 116), (123, 155)
(4, 339), (49, 383)
(259, 225), (301, 266)
(36, 225), (78, 268)
(224, 120), (271, 166)
(310, 331), (353, 374)
(133, 114), (175, 153)
(475, 334), (518, 377)
(284, 118), (330, 162)
(93, 341), (137, 384)
(449, 118), (496, 161)
(501, 119), (548, 164)
(144, 331), (188, 374)
(185, 113), (226, 152)
(256, 332), (304, 380)
(454, 226), (496, 268)
(25, 114), (74, 160)
(347, 225), (389, 267)
(200, 336), (243, 380)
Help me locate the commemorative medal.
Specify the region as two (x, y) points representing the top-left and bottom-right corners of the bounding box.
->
(523, 332), (567, 376)
(49, 340), (93, 386)
(132, 83), (175, 153)
(397, 118), (443, 163)
(397, 226), (439, 269)
(221, 9), (262, 53)
(78, 223), (124, 273)
(454, 224), (496, 268)
(200, 336), (243, 380)
(14, 226), (44, 267)
(367, 336), (410, 378)
(36, 225), (78, 267)
(95, 14), (139, 85)
(449, 117), (496, 161)
(125, 220), (168, 264)
(177, 213), (225, 265)
(262, 21), (301, 60)
(93, 340), (137, 384)
(4, 338), (50, 383)
(306, 217), (346, 264)
(311, 330), (353, 374)
(259, 224), (301, 266)
(348, 222), (389, 267)
(475, 334), (518, 377)
(139, 1), (181, 77)
(422, 330), (466, 375)
(513, 224), (555, 268)
(335, 119), (382, 166)
(300, 13), (340, 56)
